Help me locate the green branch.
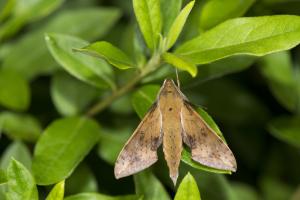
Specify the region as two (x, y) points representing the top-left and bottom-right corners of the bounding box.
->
(86, 54), (161, 116)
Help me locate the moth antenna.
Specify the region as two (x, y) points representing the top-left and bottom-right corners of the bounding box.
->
(175, 68), (180, 89)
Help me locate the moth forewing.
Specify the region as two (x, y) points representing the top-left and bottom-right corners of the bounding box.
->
(114, 103), (163, 179)
(180, 102), (237, 172)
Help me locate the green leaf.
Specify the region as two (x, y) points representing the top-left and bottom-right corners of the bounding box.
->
(0, 0), (15, 22)
(12, 0), (63, 20)
(51, 72), (98, 116)
(144, 55), (256, 83)
(131, 84), (231, 173)
(165, 1), (195, 50)
(174, 172), (201, 200)
(180, 168), (236, 200)
(32, 117), (101, 185)
(0, 69), (30, 111)
(134, 171), (171, 200)
(74, 41), (135, 69)
(176, 15), (300, 64)
(133, 0), (162, 50)
(0, 0), (63, 40)
(45, 33), (115, 89)
(258, 51), (300, 112)
(0, 141), (32, 170)
(97, 127), (132, 165)
(162, 52), (197, 77)
(65, 164), (98, 194)
(268, 116), (300, 148)
(161, 0), (182, 35)
(6, 159), (38, 200)
(64, 193), (139, 200)
(0, 112), (41, 142)
(199, 0), (255, 31)
(131, 85), (160, 118)
(3, 8), (121, 80)
(46, 180), (65, 200)
(0, 169), (7, 185)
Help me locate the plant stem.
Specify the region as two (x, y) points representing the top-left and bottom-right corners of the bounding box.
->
(86, 54), (161, 116)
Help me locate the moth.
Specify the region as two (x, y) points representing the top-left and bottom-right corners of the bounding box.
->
(114, 79), (237, 185)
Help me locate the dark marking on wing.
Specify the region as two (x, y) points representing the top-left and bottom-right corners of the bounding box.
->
(114, 103), (163, 179)
(181, 102), (237, 172)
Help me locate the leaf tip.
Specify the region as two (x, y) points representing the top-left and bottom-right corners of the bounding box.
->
(191, 67), (198, 77)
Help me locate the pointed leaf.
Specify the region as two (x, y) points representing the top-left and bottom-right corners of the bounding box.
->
(134, 171), (171, 200)
(75, 41), (135, 69)
(184, 167), (237, 200)
(133, 0), (162, 50)
(161, 0), (182, 34)
(177, 15), (300, 64)
(175, 172), (201, 200)
(3, 8), (121, 80)
(200, 0), (255, 30)
(0, 112), (41, 142)
(166, 1), (195, 50)
(6, 159), (38, 200)
(0, 69), (30, 111)
(11, 0), (63, 21)
(32, 117), (101, 185)
(0, 0), (14, 22)
(0, 0), (63, 40)
(0, 141), (32, 170)
(46, 180), (65, 200)
(45, 33), (115, 89)
(162, 52), (197, 77)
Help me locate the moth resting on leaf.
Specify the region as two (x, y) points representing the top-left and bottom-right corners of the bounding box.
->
(114, 79), (237, 185)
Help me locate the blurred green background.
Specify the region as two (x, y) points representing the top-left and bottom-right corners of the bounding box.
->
(0, 0), (300, 199)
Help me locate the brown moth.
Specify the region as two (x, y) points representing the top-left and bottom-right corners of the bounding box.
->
(114, 79), (237, 185)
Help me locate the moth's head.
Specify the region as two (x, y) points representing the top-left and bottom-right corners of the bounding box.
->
(162, 79), (177, 89)
(159, 79), (180, 98)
